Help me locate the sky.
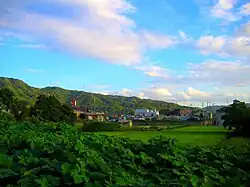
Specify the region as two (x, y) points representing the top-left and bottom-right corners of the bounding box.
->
(0, 0), (250, 107)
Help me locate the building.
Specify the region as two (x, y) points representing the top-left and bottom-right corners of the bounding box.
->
(170, 109), (193, 120)
(73, 108), (107, 121)
(135, 109), (159, 118)
(215, 110), (225, 126)
(84, 112), (107, 121)
(71, 99), (107, 121)
(172, 109), (193, 116)
(72, 106), (89, 118)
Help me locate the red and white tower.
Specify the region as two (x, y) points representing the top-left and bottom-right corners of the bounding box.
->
(71, 99), (77, 107)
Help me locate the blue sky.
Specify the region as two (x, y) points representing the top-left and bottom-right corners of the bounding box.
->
(0, 0), (250, 106)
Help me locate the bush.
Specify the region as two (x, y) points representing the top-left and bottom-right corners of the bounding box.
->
(82, 121), (121, 132)
(0, 110), (15, 121)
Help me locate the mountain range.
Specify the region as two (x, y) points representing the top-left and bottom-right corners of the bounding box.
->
(0, 77), (191, 114)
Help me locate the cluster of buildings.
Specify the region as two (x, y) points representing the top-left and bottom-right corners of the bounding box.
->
(70, 98), (227, 125)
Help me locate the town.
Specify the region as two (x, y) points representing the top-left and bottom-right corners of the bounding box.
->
(71, 98), (225, 126)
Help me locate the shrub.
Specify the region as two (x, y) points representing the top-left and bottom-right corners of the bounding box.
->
(0, 110), (15, 121)
(82, 121), (121, 132)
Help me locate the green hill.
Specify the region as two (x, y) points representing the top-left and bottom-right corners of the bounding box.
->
(0, 77), (191, 113)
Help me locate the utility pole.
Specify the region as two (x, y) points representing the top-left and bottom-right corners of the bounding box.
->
(202, 100), (205, 126)
(93, 97), (96, 113)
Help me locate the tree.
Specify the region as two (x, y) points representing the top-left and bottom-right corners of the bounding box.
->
(222, 100), (250, 136)
(159, 109), (170, 116)
(11, 100), (30, 121)
(61, 104), (77, 124)
(30, 95), (76, 124)
(30, 95), (63, 122)
(0, 88), (14, 110)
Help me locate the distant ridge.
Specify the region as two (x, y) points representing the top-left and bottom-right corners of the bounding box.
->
(0, 77), (191, 113)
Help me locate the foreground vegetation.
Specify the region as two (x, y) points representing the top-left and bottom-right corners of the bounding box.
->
(1, 121), (250, 186)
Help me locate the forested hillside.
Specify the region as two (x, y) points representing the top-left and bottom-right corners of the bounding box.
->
(0, 77), (190, 113)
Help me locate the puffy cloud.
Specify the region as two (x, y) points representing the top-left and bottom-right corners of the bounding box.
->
(240, 3), (250, 16)
(140, 31), (178, 49)
(94, 84), (250, 106)
(0, 0), (177, 66)
(186, 60), (250, 86)
(117, 88), (133, 97)
(197, 35), (227, 55)
(176, 87), (211, 101)
(196, 34), (250, 57)
(210, 0), (239, 22)
(238, 21), (250, 36)
(135, 65), (170, 78)
(148, 60), (250, 88)
(196, 0), (250, 23)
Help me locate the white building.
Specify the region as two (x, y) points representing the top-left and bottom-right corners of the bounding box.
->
(135, 109), (159, 118)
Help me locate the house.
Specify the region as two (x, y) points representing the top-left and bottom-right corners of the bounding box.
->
(84, 112), (107, 121)
(71, 99), (107, 121)
(172, 109), (193, 116)
(72, 106), (89, 118)
(73, 108), (107, 121)
(170, 109), (193, 120)
(135, 109), (159, 118)
(215, 110), (225, 126)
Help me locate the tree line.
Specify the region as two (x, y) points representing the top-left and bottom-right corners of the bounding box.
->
(0, 88), (76, 124)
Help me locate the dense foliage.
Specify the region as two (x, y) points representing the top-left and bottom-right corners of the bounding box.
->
(222, 100), (250, 136)
(30, 95), (76, 124)
(0, 88), (76, 124)
(82, 121), (121, 132)
(1, 120), (250, 186)
(0, 77), (191, 114)
(0, 87), (30, 120)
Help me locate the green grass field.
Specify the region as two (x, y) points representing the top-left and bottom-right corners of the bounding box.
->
(102, 126), (250, 153)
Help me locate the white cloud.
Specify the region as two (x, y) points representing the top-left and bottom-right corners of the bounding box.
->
(210, 0), (240, 22)
(148, 60), (250, 88)
(25, 68), (43, 73)
(238, 21), (250, 36)
(16, 44), (46, 49)
(140, 31), (178, 49)
(0, 0), (177, 66)
(135, 65), (170, 78)
(186, 60), (250, 86)
(197, 0), (250, 23)
(197, 35), (227, 55)
(178, 31), (188, 41)
(240, 3), (250, 16)
(93, 84), (250, 106)
(176, 87), (211, 101)
(196, 34), (250, 57)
